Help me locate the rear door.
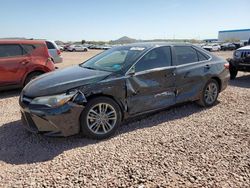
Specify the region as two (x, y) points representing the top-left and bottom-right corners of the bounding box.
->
(126, 46), (176, 115)
(0, 44), (31, 86)
(173, 46), (211, 103)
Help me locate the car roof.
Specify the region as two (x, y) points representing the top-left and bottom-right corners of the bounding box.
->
(0, 39), (46, 44)
(123, 42), (192, 48)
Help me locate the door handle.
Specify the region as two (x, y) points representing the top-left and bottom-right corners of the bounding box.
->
(21, 60), (29, 65)
(205, 64), (210, 69)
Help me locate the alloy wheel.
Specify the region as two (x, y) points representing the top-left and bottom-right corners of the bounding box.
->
(86, 103), (117, 135)
(204, 82), (218, 105)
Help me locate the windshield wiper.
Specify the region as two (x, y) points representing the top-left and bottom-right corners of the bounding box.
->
(81, 66), (97, 70)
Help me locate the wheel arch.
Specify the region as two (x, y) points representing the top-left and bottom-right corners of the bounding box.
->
(210, 76), (222, 92)
(85, 93), (126, 120)
(22, 70), (46, 86)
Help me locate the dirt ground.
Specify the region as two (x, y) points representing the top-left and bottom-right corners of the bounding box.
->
(57, 50), (103, 68)
(0, 50), (249, 187)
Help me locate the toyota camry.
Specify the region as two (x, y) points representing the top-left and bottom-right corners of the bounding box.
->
(19, 43), (229, 139)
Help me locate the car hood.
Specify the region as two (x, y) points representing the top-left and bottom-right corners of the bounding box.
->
(23, 65), (111, 98)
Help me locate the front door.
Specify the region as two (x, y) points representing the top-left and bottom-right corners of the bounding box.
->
(126, 46), (176, 115)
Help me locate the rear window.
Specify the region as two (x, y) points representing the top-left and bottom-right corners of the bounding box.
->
(0, 44), (24, 57)
(174, 46), (198, 65)
(46, 41), (56, 49)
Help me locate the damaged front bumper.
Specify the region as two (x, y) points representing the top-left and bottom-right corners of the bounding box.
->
(19, 92), (86, 137)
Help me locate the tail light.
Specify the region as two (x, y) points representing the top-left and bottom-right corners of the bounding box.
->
(57, 49), (61, 55)
(224, 63), (230, 69)
(46, 57), (53, 65)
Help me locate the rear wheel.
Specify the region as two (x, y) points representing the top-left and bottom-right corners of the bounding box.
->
(24, 72), (43, 86)
(197, 79), (219, 107)
(80, 97), (122, 139)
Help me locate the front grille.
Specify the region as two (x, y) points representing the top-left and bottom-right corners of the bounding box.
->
(240, 51), (250, 58)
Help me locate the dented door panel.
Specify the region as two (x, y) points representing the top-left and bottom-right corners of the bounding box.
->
(175, 62), (208, 103)
(126, 68), (176, 115)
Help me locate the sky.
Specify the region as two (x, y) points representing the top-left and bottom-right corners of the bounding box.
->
(0, 0), (249, 41)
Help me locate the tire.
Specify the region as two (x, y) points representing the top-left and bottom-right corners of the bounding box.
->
(83, 48), (88, 52)
(24, 72), (43, 86)
(229, 65), (238, 80)
(72, 49), (76, 52)
(197, 79), (219, 107)
(80, 97), (122, 139)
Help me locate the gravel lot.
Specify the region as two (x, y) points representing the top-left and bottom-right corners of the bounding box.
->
(0, 51), (249, 187)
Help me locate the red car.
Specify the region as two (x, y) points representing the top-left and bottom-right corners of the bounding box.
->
(0, 40), (55, 90)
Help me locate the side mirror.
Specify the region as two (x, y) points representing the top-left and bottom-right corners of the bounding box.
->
(127, 66), (135, 76)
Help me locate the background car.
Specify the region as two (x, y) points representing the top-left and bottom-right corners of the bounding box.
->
(0, 40), (55, 90)
(58, 45), (65, 51)
(67, 45), (88, 52)
(221, 43), (236, 51)
(228, 45), (250, 79)
(19, 43), (229, 139)
(46, 40), (63, 63)
(202, 44), (221, 51)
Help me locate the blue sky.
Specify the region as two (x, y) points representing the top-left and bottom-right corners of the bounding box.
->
(0, 0), (249, 41)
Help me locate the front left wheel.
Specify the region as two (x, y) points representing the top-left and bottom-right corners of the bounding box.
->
(80, 97), (122, 139)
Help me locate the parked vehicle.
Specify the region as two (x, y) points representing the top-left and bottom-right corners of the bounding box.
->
(19, 43), (229, 139)
(221, 43), (236, 51)
(67, 45), (88, 52)
(63, 44), (71, 51)
(46, 40), (63, 63)
(88, 45), (111, 50)
(58, 45), (64, 51)
(0, 40), (55, 90)
(228, 45), (250, 79)
(202, 44), (221, 51)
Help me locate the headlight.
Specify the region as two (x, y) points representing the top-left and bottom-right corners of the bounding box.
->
(30, 91), (77, 107)
(234, 51), (241, 58)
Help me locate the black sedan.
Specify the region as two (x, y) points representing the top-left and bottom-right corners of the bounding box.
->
(20, 42), (230, 139)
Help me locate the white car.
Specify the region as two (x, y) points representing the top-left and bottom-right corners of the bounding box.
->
(46, 40), (63, 63)
(202, 44), (221, 52)
(68, 45), (88, 52)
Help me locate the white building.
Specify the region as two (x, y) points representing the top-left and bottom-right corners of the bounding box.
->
(218, 29), (250, 42)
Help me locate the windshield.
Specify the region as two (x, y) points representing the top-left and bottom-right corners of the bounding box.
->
(80, 46), (147, 72)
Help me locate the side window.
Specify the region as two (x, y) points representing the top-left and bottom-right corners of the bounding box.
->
(0, 44), (23, 58)
(174, 46), (198, 65)
(46, 41), (55, 49)
(196, 50), (209, 61)
(22, 44), (36, 54)
(135, 46), (171, 72)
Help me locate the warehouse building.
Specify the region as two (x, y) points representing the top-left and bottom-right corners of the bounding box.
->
(218, 29), (250, 42)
